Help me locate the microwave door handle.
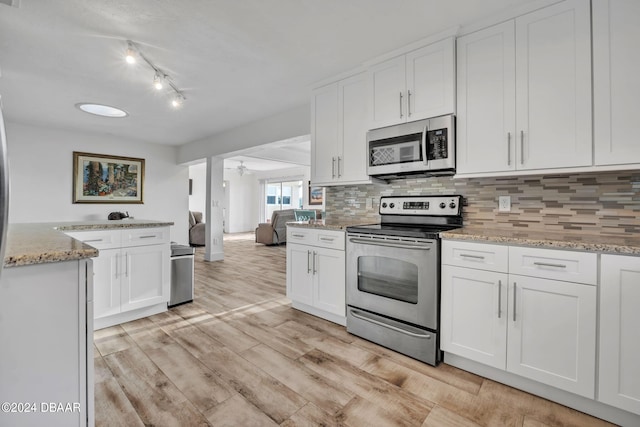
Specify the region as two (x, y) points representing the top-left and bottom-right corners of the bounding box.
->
(422, 123), (429, 166)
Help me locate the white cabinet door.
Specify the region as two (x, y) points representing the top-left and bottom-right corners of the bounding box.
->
(120, 244), (170, 312)
(515, 0), (592, 170)
(368, 55), (406, 128)
(456, 21), (516, 174)
(92, 247), (121, 319)
(507, 275), (596, 398)
(337, 73), (368, 183)
(599, 255), (640, 415)
(406, 38), (455, 121)
(441, 266), (508, 369)
(593, 0), (640, 166)
(311, 83), (339, 184)
(287, 243), (314, 306)
(313, 247), (346, 318)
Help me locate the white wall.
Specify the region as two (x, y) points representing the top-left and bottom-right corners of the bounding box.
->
(6, 122), (190, 244)
(188, 162), (207, 214)
(223, 170), (259, 233)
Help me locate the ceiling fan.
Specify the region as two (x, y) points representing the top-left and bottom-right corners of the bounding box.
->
(236, 161), (248, 176)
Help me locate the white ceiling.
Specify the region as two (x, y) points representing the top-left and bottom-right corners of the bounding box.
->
(0, 0), (536, 146)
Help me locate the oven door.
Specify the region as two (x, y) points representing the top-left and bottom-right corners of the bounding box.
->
(346, 233), (438, 329)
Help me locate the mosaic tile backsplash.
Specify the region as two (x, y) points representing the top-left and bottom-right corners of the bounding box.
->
(325, 171), (640, 236)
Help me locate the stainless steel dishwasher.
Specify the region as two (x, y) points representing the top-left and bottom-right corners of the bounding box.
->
(169, 243), (195, 308)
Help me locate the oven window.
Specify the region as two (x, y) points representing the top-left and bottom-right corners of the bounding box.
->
(357, 256), (418, 304)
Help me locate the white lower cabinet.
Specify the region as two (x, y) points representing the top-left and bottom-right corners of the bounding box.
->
(286, 227), (345, 325)
(442, 240), (597, 398)
(599, 254), (640, 415)
(65, 227), (170, 330)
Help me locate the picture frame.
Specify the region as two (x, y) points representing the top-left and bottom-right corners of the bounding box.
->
(73, 151), (144, 204)
(308, 181), (323, 206)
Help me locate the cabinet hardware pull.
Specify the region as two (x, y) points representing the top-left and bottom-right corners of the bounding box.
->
(399, 92), (403, 118)
(350, 309), (431, 339)
(307, 250), (311, 274)
(292, 233), (305, 238)
(498, 280), (502, 319)
(513, 282), (517, 322)
(138, 235), (156, 239)
(319, 237), (334, 242)
(337, 157), (342, 178)
(507, 132), (511, 166)
(125, 253), (129, 278)
(83, 238), (103, 243)
(533, 262), (567, 269)
(407, 90), (412, 117)
(332, 157), (336, 179)
(520, 130), (524, 164)
(460, 254), (485, 260)
(312, 251), (317, 274)
(115, 253), (119, 279)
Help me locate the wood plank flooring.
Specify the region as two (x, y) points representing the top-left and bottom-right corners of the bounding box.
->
(94, 232), (614, 427)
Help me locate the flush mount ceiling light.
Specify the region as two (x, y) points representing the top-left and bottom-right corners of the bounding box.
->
(75, 103), (128, 118)
(124, 40), (186, 109)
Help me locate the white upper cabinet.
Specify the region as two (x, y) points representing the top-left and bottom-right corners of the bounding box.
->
(368, 37), (455, 129)
(593, 0), (640, 166)
(457, 21), (516, 174)
(456, 0), (592, 175)
(311, 73), (371, 186)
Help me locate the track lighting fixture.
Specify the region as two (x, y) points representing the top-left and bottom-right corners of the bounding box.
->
(124, 40), (186, 109)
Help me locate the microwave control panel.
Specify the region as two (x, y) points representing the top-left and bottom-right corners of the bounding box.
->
(427, 128), (448, 160)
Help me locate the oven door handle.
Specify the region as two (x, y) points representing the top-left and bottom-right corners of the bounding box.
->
(349, 237), (432, 250)
(349, 309), (432, 339)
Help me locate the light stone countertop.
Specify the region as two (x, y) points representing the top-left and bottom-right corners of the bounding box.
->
(441, 227), (640, 255)
(3, 220), (174, 268)
(286, 219), (375, 231)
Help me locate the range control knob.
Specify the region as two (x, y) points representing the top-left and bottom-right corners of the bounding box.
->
(381, 202), (387, 208)
(449, 202), (457, 209)
(439, 202), (446, 209)
(389, 203), (395, 209)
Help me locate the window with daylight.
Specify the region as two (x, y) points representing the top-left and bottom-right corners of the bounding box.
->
(265, 180), (303, 220)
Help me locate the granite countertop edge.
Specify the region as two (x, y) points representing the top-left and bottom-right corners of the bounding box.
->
(4, 220), (175, 268)
(441, 229), (640, 255)
(286, 220), (373, 231)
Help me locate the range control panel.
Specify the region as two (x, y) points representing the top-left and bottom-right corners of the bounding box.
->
(379, 195), (462, 216)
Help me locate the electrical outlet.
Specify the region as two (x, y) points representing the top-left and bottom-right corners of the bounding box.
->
(498, 195), (511, 212)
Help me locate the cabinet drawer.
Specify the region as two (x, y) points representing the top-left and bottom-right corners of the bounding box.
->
(121, 227), (170, 247)
(509, 246), (597, 285)
(442, 240), (508, 272)
(287, 227), (345, 250)
(65, 230), (121, 250)
(287, 227), (313, 244)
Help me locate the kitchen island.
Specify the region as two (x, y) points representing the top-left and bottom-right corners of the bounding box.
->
(0, 220), (173, 427)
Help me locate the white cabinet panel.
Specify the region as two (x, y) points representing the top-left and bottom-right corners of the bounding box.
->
(509, 246), (597, 285)
(456, 21), (516, 174)
(507, 275), (596, 398)
(442, 240), (509, 272)
(593, 0), (640, 166)
(92, 247), (120, 319)
(287, 243), (314, 307)
(599, 255), (640, 414)
(369, 56), (406, 128)
(311, 83), (339, 184)
(314, 247), (346, 318)
(514, 0), (592, 170)
(121, 244), (170, 312)
(441, 265), (508, 369)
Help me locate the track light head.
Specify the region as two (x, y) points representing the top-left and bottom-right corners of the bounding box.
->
(153, 72), (164, 90)
(171, 93), (185, 108)
(125, 41), (137, 64)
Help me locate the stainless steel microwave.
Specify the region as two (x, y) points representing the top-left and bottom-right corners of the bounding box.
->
(367, 114), (455, 179)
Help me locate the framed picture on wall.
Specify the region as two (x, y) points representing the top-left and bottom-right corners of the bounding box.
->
(308, 181), (323, 206)
(73, 152), (145, 203)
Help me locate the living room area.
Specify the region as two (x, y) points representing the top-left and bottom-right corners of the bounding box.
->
(187, 136), (323, 247)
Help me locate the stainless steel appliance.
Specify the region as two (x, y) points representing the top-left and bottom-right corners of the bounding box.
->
(169, 243), (195, 308)
(0, 96), (9, 280)
(346, 195), (462, 365)
(367, 114), (455, 180)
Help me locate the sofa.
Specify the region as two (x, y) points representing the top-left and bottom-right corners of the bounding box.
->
(189, 211), (205, 246)
(255, 209), (296, 245)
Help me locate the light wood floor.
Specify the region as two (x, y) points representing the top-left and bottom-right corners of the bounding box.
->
(94, 232), (613, 427)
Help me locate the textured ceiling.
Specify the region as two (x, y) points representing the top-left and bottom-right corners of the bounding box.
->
(0, 0), (536, 146)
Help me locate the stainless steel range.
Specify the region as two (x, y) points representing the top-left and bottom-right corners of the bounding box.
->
(346, 195), (463, 365)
